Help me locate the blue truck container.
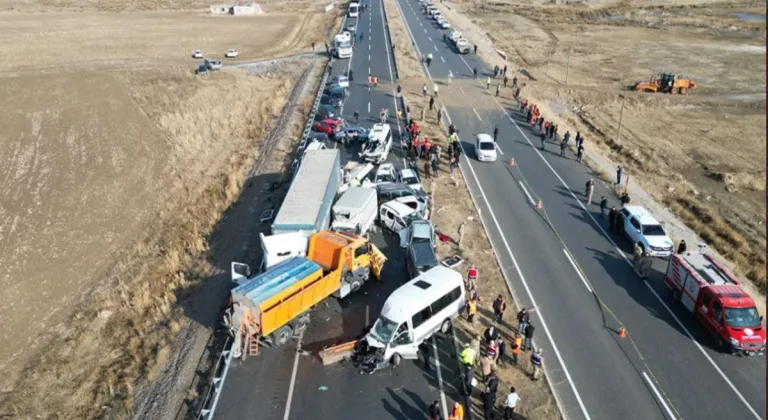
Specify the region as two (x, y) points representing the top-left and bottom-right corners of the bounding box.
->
(272, 149), (341, 237)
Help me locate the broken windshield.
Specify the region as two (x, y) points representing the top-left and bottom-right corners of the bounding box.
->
(370, 315), (398, 344)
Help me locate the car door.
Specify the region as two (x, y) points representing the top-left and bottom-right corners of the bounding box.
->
(391, 322), (419, 359)
(380, 207), (395, 231)
(695, 289), (717, 335)
(628, 217), (642, 243)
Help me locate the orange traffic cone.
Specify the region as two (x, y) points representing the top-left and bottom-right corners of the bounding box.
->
(509, 157), (516, 166)
(618, 327), (627, 338)
(536, 199), (543, 210)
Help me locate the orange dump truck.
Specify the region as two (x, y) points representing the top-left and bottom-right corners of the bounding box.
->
(227, 230), (386, 359)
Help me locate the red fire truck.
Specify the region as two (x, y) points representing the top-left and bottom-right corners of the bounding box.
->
(664, 252), (765, 356)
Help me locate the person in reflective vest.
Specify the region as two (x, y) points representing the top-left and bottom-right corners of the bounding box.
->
(511, 334), (523, 365)
(448, 401), (464, 420)
(467, 298), (477, 324)
(460, 344), (477, 366)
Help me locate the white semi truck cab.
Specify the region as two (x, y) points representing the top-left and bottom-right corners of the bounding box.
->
(334, 32), (353, 59)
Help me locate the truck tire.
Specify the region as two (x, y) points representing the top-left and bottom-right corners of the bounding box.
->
(440, 319), (452, 335)
(274, 325), (293, 346)
(343, 272), (362, 293)
(391, 353), (402, 367)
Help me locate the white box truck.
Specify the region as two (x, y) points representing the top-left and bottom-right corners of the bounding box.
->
(332, 187), (378, 236)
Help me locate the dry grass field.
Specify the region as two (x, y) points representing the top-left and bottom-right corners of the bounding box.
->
(439, 0), (767, 292)
(0, 0), (341, 418)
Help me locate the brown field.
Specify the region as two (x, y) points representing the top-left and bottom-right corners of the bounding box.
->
(0, 1), (341, 418)
(438, 0), (767, 294)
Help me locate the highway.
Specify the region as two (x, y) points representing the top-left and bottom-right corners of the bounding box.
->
(213, 2), (468, 420)
(393, 0), (767, 419)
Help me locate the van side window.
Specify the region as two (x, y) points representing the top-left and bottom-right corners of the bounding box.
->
(431, 287), (461, 314)
(630, 218), (641, 230)
(412, 306), (433, 329)
(702, 291), (712, 307)
(712, 302), (723, 324)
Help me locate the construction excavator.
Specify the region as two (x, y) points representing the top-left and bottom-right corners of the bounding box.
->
(633, 73), (697, 94)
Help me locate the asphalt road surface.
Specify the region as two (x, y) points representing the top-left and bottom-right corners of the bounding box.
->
(214, 3), (468, 420)
(395, 0), (766, 419)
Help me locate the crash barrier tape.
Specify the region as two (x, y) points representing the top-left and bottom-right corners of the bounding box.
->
(504, 127), (683, 419)
(193, 19), (345, 419)
(379, 0), (400, 80)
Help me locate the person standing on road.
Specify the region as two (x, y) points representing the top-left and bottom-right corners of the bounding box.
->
(530, 349), (543, 380)
(495, 84), (501, 97)
(431, 155), (439, 176)
(639, 250), (653, 280)
(348, 68), (354, 82)
(497, 338), (507, 367)
(600, 196), (608, 217)
(608, 206), (618, 231)
(482, 371), (498, 420)
(615, 209), (626, 235)
(354, 110), (359, 123)
(437, 108), (443, 125)
(419, 340), (431, 370)
(423, 83), (428, 96)
(575, 131), (583, 147)
(434, 83), (439, 97)
(563, 130), (571, 145)
(473, 67), (478, 78)
(397, 84), (402, 96)
(421, 106), (427, 121)
(677, 239), (687, 255)
(493, 65), (499, 78)
(503, 75), (508, 87)
(504, 387), (520, 420)
(503, 64), (508, 76)
(585, 178), (595, 205)
(512, 76), (518, 88)
(616, 165), (624, 185)
(483, 325), (499, 345)
(424, 160), (431, 180)
(486, 77), (491, 89)
(524, 322), (536, 352)
(474, 44), (478, 54)
(429, 96), (435, 111)
(492, 294), (506, 323)
(633, 242), (644, 271)
(560, 139), (567, 157)
(576, 143), (584, 162)
(539, 128), (546, 150)
(429, 400), (442, 420)
(449, 402), (465, 420)
(493, 126), (499, 142)
(459, 344), (477, 394)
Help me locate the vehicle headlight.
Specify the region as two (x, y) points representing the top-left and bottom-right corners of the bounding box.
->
(730, 337), (740, 347)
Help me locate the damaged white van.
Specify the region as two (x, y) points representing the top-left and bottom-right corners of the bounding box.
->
(364, 265), (465, 366)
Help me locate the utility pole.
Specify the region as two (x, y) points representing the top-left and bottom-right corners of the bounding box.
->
(545, 45), (554, 83)
(565, 47), (572, 86)
(615, 95), (626, 143)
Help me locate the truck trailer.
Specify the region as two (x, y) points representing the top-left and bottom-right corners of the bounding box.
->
(228, 230), (387, 359)
(272, 149), (341, 237)
(664, 252), (765, 356)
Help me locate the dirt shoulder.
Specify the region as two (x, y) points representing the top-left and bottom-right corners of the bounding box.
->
(384, 0), (562, 415)
(437, 0), (767, 300)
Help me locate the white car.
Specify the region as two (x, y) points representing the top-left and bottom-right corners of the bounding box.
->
(440, 20), (451, 29)
(475, 133), (497, 162)
(432, 11), (442, 20)
(192, 49), (204, 59)
(374, 163), (400, 186)
(331, 74), (350, 88)
(399, 168), (421, 191)
(225, 49), (239, 58)
(620, 205), (674, 257)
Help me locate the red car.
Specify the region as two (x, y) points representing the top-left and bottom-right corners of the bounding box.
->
(312, 118), (344, 134)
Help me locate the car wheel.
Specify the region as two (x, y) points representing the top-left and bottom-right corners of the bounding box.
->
(391, 353), (402, 367)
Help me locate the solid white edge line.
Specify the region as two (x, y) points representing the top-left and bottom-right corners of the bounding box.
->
(391, 0), (431, 79)
(463, 51), (763, 420)
(519, 181), (535, 207)
(442, 106), (593, 420)
(431, 335), (449, 418)
(282, 330), (305, 420)
(563, 249), (593, 293)
(643, 371), (676, 420)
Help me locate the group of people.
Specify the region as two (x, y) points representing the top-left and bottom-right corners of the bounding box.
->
(520, 98), (586, 162)
(367, 75), (380, 87)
